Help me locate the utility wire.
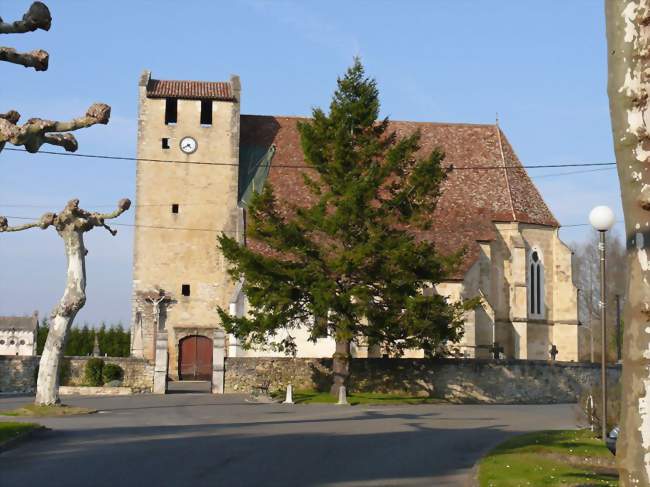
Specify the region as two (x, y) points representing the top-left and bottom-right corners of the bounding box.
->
(0, 161), (619, 210)
(2, 214), (618, 233)
(1, 215), (241, 234)
(1, 148), (621, 229)
(2, 146), (617, 171)
(532, 167), (615, 179)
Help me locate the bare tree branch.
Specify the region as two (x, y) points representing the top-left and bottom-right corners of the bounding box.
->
(0, 103), (111, 153)
(0, 199), (130, 236)
(88, 198), (132, 235)
(0, 2), (51, 34)
(92, 198), (132, 221)
(0, 2), (51, 70)
(0, 110), (20, 123)
(55, 198), (131, 234)
(0, 47), (48, 70)
(0, 212), (55, 232)
(41, 133), (77, 152)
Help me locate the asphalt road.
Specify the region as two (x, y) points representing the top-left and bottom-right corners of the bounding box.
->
(0, 393), (576, 487)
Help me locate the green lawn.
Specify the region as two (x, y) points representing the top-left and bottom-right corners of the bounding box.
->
(0, 404), (96, 417)
(478, 429), (618, 487)
(273, 390), (444, 405)
(0, 422), (40, 445)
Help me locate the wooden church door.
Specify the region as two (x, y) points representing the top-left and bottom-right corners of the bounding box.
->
(179, 335), (213, 380)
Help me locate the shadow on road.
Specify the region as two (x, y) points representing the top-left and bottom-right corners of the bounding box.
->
(0, 418), (511, 487)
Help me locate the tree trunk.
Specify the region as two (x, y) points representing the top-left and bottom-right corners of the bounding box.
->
(606, 1), (650, 484)
(35, 230), (86, 405)
(330, 338), (351, 396)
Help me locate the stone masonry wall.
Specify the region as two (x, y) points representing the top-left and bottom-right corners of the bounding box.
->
(224, 357), (622, 404)
(3, 355), (622, 404)
(0, 356), (38, 393)
(61, 357), (154, 392)
(0, 356), (153, 393)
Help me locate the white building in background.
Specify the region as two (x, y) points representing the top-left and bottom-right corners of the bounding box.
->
(0, 313), (38, 356)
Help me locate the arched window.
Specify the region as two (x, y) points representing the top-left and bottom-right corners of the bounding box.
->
(528, 248), (545, 318)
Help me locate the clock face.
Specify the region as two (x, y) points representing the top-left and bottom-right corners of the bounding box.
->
(179, 136), (197, 154)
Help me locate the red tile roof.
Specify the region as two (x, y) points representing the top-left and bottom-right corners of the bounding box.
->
(146, 79), (235, 101)
(240, 115), (558, 279)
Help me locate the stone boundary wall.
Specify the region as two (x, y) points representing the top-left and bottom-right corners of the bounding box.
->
(224, 357), (622, 404)
(61, 357), (154, 392)
(2, 355), (622, 404)
(0, 356), (38, 393)
(0, 356), (153, 393)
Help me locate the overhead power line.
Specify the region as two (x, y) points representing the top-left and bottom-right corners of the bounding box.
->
(532, 167), (615, 179)
(1, 215), (241, 234)
(0, 166), (620, 211)
(2, 146), (617, 171)
(2, 214), (618, 233)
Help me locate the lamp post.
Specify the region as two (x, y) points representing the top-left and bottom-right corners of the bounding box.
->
(589, 205), (615, 441)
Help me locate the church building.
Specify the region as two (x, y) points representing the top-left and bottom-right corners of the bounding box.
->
(130, 71), (582, 392)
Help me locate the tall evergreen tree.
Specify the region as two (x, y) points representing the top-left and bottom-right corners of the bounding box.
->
(218, 59), (478, 395)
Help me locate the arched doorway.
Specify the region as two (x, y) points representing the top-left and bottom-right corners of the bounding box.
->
(178, 335), (213, 380)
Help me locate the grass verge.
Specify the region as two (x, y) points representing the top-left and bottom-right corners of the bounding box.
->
(273, 390), (445, 405)
(0, 404), (97, 417)
(0, 422), (40, 445)
(478, 429), (618, 487)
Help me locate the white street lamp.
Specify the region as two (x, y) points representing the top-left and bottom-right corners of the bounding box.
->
(589, 206), (616, 232)
(589, 205), (615, 441)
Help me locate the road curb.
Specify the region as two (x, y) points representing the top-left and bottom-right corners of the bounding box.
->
(0, 426), (49, 454)
(467, 461), (480, 487)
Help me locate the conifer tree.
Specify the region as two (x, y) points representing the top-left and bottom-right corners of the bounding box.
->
(218, 60), (478, 395)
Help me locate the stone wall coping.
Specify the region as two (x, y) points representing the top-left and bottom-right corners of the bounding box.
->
(0, 355), (149, 362)
(59, 386), (133, 396)
(61, 356), (150, 362)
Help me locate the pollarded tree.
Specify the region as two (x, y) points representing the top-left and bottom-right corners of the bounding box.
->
(0, 2), (110, 153)
(0, 199), (131, 405)
(606, 0), (650, 484)
(1, 2), (124, 406)
(217, 59), (478, 396)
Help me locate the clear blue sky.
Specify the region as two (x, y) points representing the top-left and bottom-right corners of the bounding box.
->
(0, 0), (619, 326)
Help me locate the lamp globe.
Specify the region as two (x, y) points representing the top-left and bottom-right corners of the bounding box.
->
(589, 206), (615, 232)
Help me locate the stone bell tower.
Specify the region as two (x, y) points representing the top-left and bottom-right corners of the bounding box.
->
(131, 70), (242, 390)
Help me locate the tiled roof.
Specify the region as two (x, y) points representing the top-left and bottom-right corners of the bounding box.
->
(239, 115), (558, 279)
(0, 315), (37, 331)
(146, 79), (235, 101)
